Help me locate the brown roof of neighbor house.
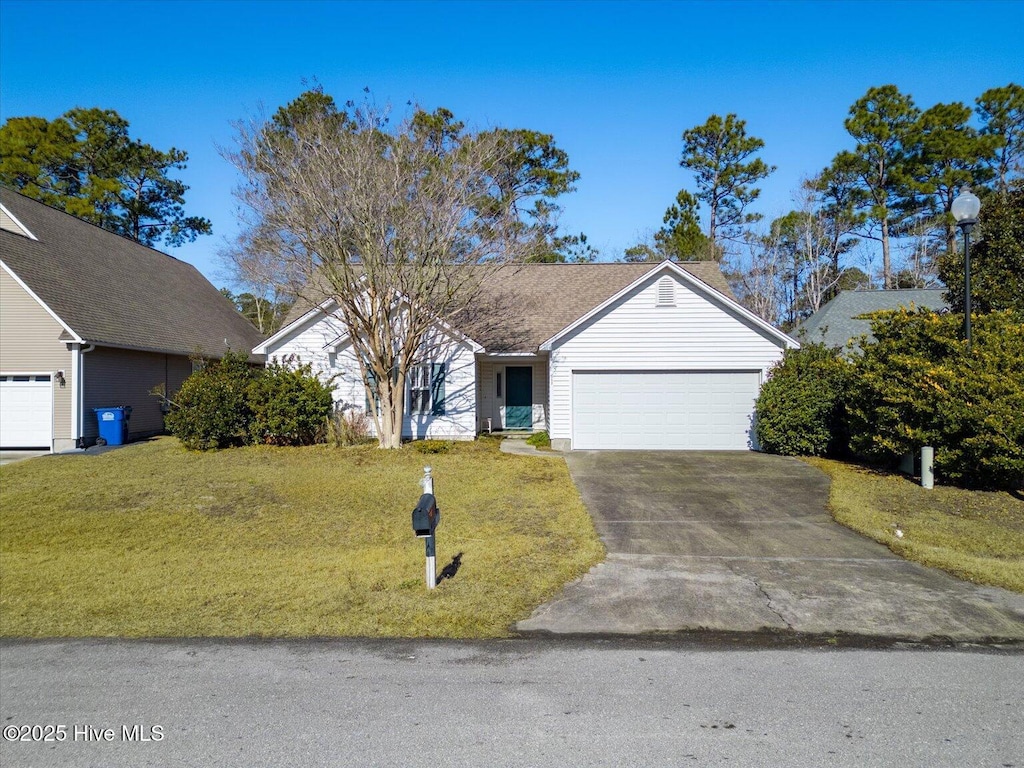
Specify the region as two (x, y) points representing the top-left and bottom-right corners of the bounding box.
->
(281, 261), (735, 354)
(0, 188), (264, 358)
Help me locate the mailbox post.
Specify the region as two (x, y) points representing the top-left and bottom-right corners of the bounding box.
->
(412, 466), (439, 589)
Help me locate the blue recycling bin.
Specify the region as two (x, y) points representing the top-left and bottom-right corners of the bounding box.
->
(93, 406), (132, 446)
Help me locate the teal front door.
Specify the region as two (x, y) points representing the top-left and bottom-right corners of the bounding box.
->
(505, 366), (533, 429)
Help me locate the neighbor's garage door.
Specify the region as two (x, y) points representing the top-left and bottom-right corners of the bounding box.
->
(0, 375), (53, 449)
(572, 371), (761, 450)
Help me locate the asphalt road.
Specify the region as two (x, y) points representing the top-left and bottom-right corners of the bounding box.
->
(1, 639), (1021, 767)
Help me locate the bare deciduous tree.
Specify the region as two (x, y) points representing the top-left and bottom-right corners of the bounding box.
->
(730, 176), (861, 328)
(791, 178), (860, 314)
(224, 95), (543, 448)
(728, 231), (785, 326)
(220, 243), (294, 334)
(895, 216), (942, 288)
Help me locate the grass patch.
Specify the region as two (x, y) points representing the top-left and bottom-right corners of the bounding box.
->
(0, 436), (603, 638)
(409, 439), (453, 454)
(526, 431), (551, 449)
(805, 457), (1024, 593)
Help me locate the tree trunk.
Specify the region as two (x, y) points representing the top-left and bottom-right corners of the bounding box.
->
(254, 298), (267, 335)
(378, 379), (405, 449)
(791, 257), (799, 326)
(708, 199), (718, 260)
(380, 417), (403, 448)
(881, 217), (892, 288)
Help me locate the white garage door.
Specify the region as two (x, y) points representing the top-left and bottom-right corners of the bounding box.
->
(572, 371), (761, 450)
(0, 375), (53, 449)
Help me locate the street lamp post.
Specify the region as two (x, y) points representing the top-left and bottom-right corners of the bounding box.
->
(951, 187), (981, 351)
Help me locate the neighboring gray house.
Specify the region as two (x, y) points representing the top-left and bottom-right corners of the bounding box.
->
(795, 289), (950, 353)
(256, 260), (799, 451)
(0, 188), (265, 451)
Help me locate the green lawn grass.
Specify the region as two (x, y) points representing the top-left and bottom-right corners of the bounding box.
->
(0, 436), (603, 638)
(805, 458), (1024, 593)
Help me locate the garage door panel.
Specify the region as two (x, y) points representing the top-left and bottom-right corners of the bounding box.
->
(572, 371), (759, 451)
(0, 376), (53, 448)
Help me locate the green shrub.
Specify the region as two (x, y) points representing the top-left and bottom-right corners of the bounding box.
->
(165, 352), (257, 450)
(848, 309), (1024, 489)
(525, 431), (551, 448)
(248, 362), (335, 446)
(754, 343), (852, 457)
(411, 439), (453, 454)
(167, 354), (334, 450)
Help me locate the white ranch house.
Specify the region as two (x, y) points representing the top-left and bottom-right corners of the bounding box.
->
(254, 261), (798, 451)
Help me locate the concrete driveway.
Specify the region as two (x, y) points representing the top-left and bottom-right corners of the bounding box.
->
(0, 450), (48, 466)
(517, 451), (1024, 642)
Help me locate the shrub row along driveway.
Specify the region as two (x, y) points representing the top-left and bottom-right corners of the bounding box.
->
(518, 451), (1024, 642)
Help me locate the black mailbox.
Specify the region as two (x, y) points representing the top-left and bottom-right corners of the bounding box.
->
(412, 493), (440, 538)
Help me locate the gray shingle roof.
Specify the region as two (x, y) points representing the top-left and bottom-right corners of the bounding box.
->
(281, 261), (736, 353)
(795, 289), (950, 351)
(1, 188), (265, 358)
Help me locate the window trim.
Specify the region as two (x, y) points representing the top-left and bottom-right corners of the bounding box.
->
(406, 361), (446, 416)
(408, 363), (432, 416)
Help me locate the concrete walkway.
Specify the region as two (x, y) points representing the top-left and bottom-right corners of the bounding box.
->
(498, 437), (549, 456)
(517, 451), (1024, 642)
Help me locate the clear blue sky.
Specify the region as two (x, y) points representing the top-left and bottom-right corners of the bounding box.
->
(2, 0), (1022, 286)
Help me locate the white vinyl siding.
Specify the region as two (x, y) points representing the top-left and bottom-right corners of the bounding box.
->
(477, 359), (497, 430)
(531, 363), (548, 432)
(572, 371), (761, 450)
(548, 271), (786, 448)
(267, 314), (477, 440)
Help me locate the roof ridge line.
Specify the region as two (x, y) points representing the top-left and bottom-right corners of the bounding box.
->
(0, 186), (188, 264)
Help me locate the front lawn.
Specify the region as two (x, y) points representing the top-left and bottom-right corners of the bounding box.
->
(806, 458), (1024, 593)
(0, 436), (603, 638)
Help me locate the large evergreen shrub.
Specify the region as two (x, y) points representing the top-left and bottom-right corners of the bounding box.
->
(248, 362), (334, 446)
(165, 352), (257, 450)
(848, 309), (1024, 489)
(754, 343), (852, 457)
(938, 190), (1024, 315)
(167, 354), (334, 450)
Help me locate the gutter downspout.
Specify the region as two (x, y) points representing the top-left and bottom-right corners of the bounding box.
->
(71, 343), (95, 448)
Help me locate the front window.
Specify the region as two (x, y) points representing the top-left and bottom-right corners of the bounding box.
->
(406, 362), (447, 416)
(409, 364), (432, 415)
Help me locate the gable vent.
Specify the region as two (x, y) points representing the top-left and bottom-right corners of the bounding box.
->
(657, 277), (675, 307)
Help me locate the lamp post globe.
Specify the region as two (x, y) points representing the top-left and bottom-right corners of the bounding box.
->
(952, 187), (982, 350)
(952, 187), (981, 230)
